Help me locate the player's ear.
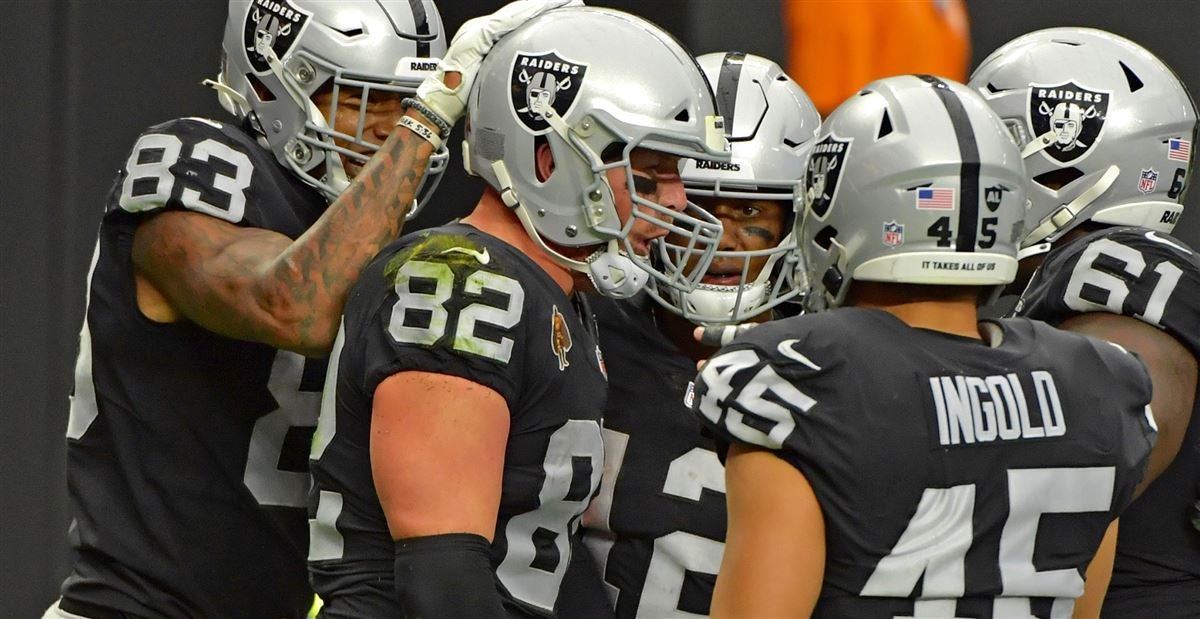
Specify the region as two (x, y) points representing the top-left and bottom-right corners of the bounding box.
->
(535, 137), (555, 182)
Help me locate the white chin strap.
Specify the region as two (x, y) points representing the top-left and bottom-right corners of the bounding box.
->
(682, 282), (767, 326)
(587, 242), (649, 299)
(1020, 129), (1059, 159)
(1017, 241), (1053, 261)
(203, 76), (249, 117)
(1022, 164), (1121, 251)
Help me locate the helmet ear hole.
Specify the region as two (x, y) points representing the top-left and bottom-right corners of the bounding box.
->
(1032, 167), (1084, 190)
(534, 136), (554, 182)
(600, 142), (626, 163)
(674, 108), (690, 122)
(247, 73), (275, 102)
(821, 266), (844, 297)
(813, 225), (839, 251)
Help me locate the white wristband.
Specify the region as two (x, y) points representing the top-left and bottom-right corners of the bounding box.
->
(396, 115), (443, 151)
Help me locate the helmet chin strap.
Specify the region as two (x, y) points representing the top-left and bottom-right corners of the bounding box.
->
(203, 75), (249, 117)
(585, 242), (649, 298)
(1021, 164), (1120, 250)
(682, 281), (768, 326)
(1020, 129), (1059, 159)
(506, 192), (650, 298)
(820, 236), (851, 310)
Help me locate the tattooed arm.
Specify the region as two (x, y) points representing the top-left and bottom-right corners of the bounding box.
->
(132, 109), (436, 357)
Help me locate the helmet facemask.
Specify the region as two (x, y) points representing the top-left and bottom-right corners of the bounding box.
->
(464, 7), (733, 299)
(216, 0), (447, 211)
(499, 107), (727, 298)
(651, 179), (805, 325)
(646, 52), (820, 324)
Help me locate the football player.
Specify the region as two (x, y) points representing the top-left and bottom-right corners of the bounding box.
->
(577, 52), (819, 617)
(306, 6), (731, 617)
(694, 75), (1158, 618)
(971, 28), (1199, 616)
(50, 1), (452, 617)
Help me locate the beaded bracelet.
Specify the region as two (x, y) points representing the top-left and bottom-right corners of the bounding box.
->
(401, 97), (452, 139)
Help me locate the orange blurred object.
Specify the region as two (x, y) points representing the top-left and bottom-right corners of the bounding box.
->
(785, 0), (971, 115)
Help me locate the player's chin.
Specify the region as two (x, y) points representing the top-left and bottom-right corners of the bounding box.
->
(625, 239), (653, 260)
(571, 270), (598, 294)
(341, 152), (374, 178)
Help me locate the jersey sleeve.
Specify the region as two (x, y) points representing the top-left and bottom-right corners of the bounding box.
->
(110, 118), (260, 225)
(354, 242), (530, 409)
(691, 316), (831, 465)
(1086, 335), (1159, 515)
(1017, 227), (1200, 357)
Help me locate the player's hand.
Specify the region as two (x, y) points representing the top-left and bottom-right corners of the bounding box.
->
(693, 323), (759, 370)
(694, 323), (759, 348)
(416, 0), (583, 126)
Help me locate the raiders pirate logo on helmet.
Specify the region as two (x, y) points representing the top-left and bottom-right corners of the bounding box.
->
(806, 134), (852, 219)
(510, 51), (588, 134)
(241, 0), (312, 75)
(1028, 81), (1110, 164)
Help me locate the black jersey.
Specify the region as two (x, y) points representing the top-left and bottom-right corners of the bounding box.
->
(309, 224), (608, 618)
(1016, 227), (1200, 614)
(62, 118), (327, 618)
(576, 296), (726, 618)
(694, 308), (1156, 618)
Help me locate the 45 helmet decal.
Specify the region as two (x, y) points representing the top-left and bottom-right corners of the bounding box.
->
(800, 75), (1027, 312)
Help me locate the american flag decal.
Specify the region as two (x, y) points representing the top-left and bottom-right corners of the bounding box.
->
(916, 187), (956, 210)
(1168, 138), (1191, 162)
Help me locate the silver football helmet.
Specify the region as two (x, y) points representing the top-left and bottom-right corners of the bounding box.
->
(214, 0), (448, 212)
(463, 7), (729, 298)
(648, 52), (820, 325)
(801, 75), (1027, 312)
(970, 28), (1197, 258)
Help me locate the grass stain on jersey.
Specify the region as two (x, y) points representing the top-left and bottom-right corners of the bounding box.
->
(383, 233), (488, 283)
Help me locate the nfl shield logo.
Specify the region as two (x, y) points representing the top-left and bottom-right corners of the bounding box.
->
(242, 0), (312, 75)
(883, 220), (904, 247)
(511, 51), (589, 134)
(1138, 168), (1159, 194)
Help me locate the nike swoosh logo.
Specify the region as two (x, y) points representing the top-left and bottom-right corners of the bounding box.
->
(1144, 231), (1193, 255)
(439, 246), (491, 264)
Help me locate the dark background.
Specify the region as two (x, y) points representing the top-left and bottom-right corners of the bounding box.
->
(2, 1), (1197, 614)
